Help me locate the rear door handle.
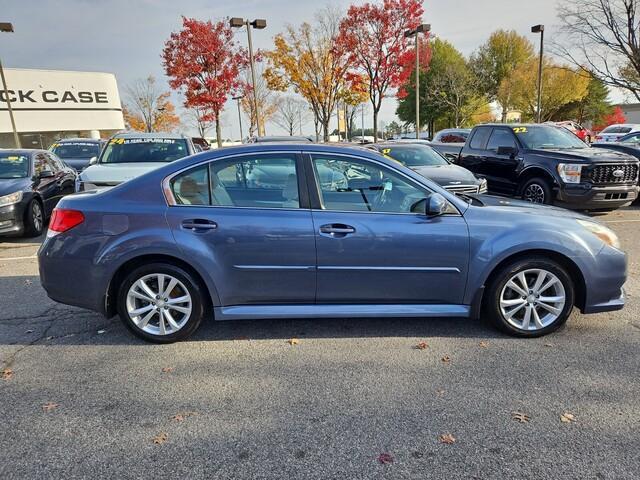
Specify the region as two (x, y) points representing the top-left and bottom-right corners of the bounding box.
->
(319, 224), (356, 237)
(181, 219), (218, 231)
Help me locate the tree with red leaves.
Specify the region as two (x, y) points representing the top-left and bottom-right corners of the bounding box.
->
(594, 106), (627, 132)
(162, 17), (247, 147)
(337, 0), (425, 141)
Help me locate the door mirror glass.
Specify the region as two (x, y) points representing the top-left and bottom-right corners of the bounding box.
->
(89, 156), (98, 165)
(426, 193), (448, 217)
(496, 146), (517, 157)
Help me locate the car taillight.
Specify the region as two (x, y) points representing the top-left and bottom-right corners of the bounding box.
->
(49, 209), (85, 233)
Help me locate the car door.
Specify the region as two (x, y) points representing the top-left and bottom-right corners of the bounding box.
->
(32, 152), (60, 216)
(307, 152), (469, 305)
(164, 152), (317, 306)
(46, 152), (75, 199)
(459, 126), (491, 175)
(483, 127), (521, 194)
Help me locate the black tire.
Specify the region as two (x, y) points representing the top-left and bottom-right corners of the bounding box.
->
(23, 199), (44, 237)
(520, 177), (552, 205)
(483, 256), (575, 338)
(116, 263), (206, 343)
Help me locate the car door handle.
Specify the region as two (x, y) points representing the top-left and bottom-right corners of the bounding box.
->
(319, 224), (356, 237)
(181, 219), (218, 231)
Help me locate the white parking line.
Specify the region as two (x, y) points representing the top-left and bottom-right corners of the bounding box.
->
(0, 255), (37, 261)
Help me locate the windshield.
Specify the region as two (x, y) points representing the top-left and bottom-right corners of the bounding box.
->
(51, 142), (101, 159)
(512, 125), (586, 149)
(100, 138), (188, 164)
(0, 154), (29, 179)
(380, 145), (448, 167)
(601, 126), (632, 134)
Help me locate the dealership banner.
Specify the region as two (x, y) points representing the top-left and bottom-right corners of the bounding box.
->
(0, 68), (125, 133)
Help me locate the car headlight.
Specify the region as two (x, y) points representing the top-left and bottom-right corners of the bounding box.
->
(557, 163), (583, 183)
(0, 191), (23, 207)
(577, 219), (621, 249)
(478, 177), (488, 193)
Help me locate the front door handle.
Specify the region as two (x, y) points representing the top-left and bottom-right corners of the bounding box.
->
(181, 219), (218, 231)
(319, 224), (356, 237)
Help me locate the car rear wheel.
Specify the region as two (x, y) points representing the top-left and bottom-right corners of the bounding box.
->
(24, 199), (44, 237)
(521, 177), (552, 205)
(484, 257), (575, 337)
(117, 263), (205, 343)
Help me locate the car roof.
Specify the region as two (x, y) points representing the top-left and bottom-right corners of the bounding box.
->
(56, 138), (103, 143)
(111, 132), (189, 139)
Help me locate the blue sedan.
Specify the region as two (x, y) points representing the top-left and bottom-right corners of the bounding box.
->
(38, 144), (627, 342)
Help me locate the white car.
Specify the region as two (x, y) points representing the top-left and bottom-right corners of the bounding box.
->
(77, 133), (195, 191)
(595, 124), (640, 143)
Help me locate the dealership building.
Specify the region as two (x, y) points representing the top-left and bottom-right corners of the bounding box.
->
(0, 68), (125, 149)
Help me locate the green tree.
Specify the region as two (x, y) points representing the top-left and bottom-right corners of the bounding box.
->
(470, 30), (534, 120)
(551, 76), (611, 125)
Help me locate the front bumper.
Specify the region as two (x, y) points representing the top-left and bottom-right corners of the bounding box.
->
(555, 184), (638, 210)
(581, 245), (627, 314)
(0, 202), (26, 236)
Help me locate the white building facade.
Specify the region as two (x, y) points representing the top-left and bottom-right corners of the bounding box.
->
(0, 68), (125, 148)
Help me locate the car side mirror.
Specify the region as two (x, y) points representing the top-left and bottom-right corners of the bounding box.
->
(497, 146), (517, 157)
(89, 156), (98, 165)
(425, 193), (448, 217)
(39, 170), (55, 179)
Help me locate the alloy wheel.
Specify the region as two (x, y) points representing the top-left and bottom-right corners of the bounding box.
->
(125, 273), (192, 336)
(523, 184), (545, 204)
(499, 268), (566, 331)
(32, 202), (43, 233)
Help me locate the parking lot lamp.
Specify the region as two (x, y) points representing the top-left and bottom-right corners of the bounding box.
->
(531, 24), (544, 123)
(0, 22), (20, 148)
(404, 24), (430, 139)
(232, 95), (244, 140)
(230, 18), (266, 137)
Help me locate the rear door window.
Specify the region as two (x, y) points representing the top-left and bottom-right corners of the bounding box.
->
(486, 129), (518, 151)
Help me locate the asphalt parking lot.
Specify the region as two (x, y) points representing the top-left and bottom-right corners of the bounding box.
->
(1, 208), (639, 480)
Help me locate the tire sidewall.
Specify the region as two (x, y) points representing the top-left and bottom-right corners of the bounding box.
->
(521, 177), (552, 205)
(485, 257), (575, 337)
(117, 263), (205, 343)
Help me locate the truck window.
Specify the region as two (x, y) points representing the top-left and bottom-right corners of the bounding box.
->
(487, 129), (518, 151)
(469, 127), (491, 149)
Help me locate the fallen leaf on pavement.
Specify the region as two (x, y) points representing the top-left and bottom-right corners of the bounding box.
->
(544, 343), (553, 347)
(441, 355), (451, 363)
(288, 338), (299, 346)
(161, 367), (174, 373)
(439, 433), (456, 444)
(24, 279), (32, 286)
(436, 389), (445, 395)
(152, 432), (168, 444)
(1, 368), (13, 380)
(377, 453), (394, 464)
(171, 411), (196, 422)
(42, 402), (59, 412)
(511, 411), (530, 423)
(25, 329), (34, 334)
(97, 330), (106, 334)
(479, 341), (489, 348)
(415, 341), (428, 350)
(560, 412), (576, 423)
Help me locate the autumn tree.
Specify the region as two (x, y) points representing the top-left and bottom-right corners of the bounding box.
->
(274, 96), (311, 135)
(183, 105), (215, 138)
(470, 30), (534, 121)
(551, 75), (612, 125)
(162, 17), (247, 147)
(123, 76), (181, 133)
(339, 74), (369, 140)
(503, 58), (590, 121)
(239, 63), (279, 137)
(264, 7), (350, 141)
(594, 106), (627, 130)
(337, 0), (424, 141)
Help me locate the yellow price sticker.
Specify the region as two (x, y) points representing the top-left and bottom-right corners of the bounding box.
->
(513, 127), (528, 134)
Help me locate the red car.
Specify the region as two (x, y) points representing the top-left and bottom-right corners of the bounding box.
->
(555, 121), (593, 144)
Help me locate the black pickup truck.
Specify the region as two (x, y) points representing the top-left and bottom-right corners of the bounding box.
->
(431, 123), (639, 210)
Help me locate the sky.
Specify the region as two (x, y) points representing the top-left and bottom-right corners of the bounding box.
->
(2, 0), (601, 138)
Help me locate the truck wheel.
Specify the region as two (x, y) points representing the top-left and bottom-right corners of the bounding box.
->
(521, 178), (551, 205)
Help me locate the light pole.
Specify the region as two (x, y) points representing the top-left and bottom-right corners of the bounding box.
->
(531, 24), (544, 123)
(0, 22), (19, 148)
(232, 95), (244, 140)
(230, 17), (266, 138)
(404, 24), (430, 139)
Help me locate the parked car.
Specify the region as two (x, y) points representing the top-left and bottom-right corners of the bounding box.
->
(367, 142), (487, 195)
(432, 129), (471, 143)
(77, 132), (195, 192)
(49, 138), (105, 172)
(246, 136), (314, 143)
(553, 121), (593, 144)
(595, 124), (640, 143)
(191, 137), (211, 151)
(437, 123), (638, 210)
(0, 149), (76, 237)
(39, 143), (626, 343)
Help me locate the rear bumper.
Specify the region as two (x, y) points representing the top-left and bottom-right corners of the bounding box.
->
(555, 184), (638, 210)
(0, 202), (26, 236)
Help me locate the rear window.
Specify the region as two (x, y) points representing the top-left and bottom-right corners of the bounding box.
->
(469, 127), (491, 149)
(0, 154), (29, 178)
(51, 142), (101, 159)
(601, 126), (632, 134)
(100, 138), (188, 164)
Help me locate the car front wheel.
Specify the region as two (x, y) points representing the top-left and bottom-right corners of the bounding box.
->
(24, 199), (44, 237)
(521, 177), (552, 205)
(484, 257), (575, 337)
(117, 263), (205, 343)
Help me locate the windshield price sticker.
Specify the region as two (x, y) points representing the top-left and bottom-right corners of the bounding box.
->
(110, 138), (177, 145)
(513, 127), (528, 134)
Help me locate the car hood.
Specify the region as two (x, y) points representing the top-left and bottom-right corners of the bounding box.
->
(80, 163), (168, 183)
(61, 157), (93, 169)
(0, 177), (29, 197)
(527, 147), (636, 163)
(410, 164), (479, 186)
(472, 194), (590, 219)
